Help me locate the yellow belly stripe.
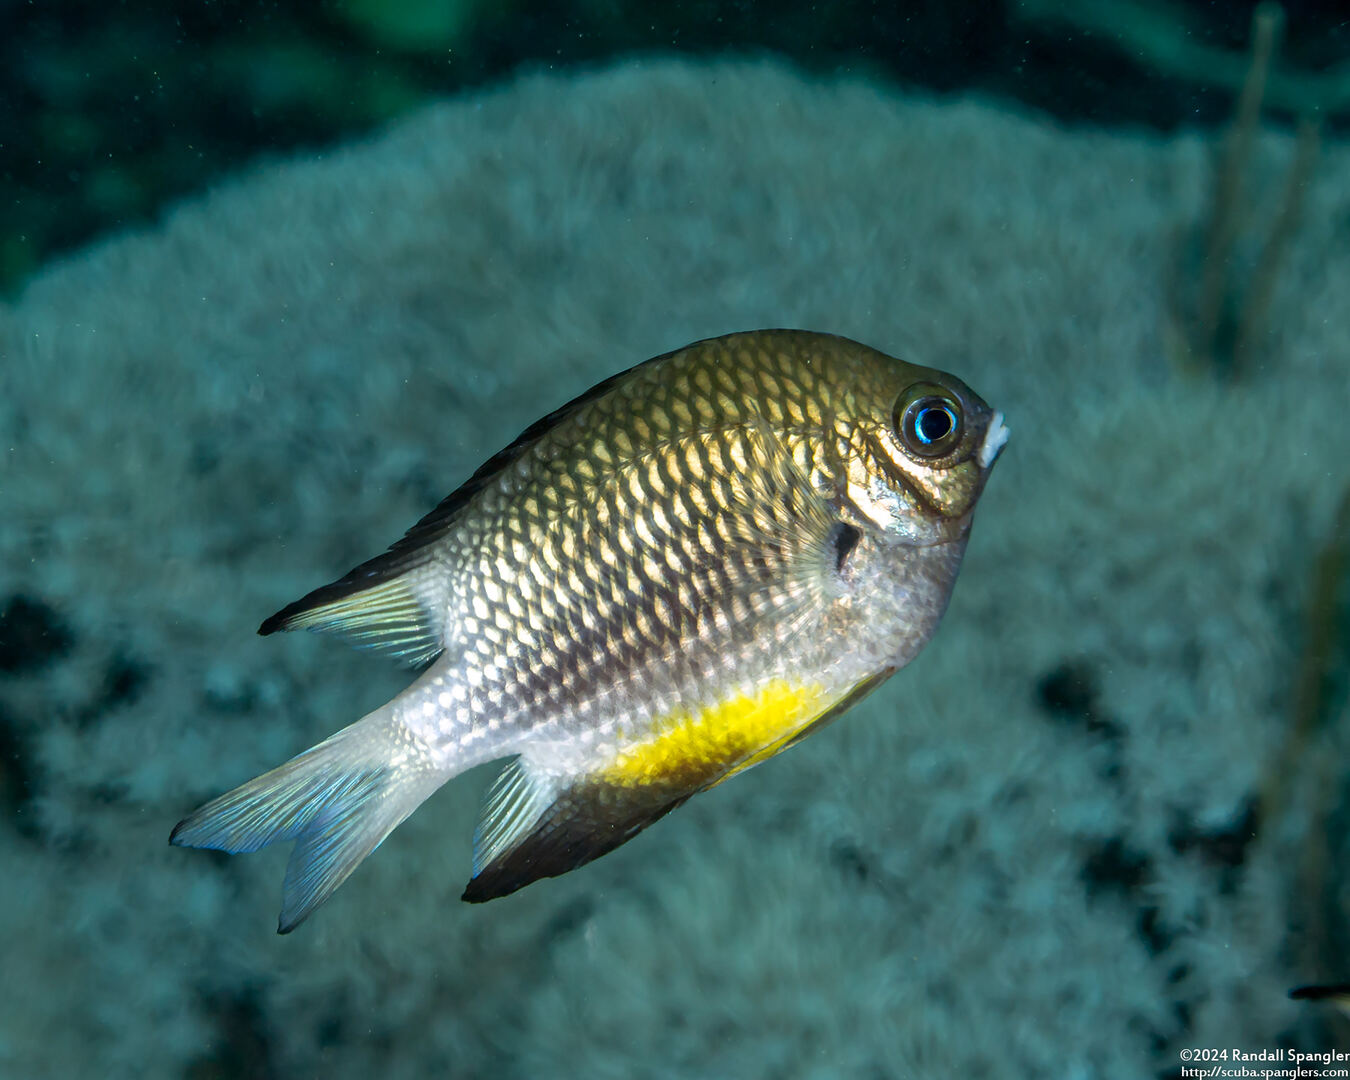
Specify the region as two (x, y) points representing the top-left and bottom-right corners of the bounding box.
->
(601, 678), (832, 790)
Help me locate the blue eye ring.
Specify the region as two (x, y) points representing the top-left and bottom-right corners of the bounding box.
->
(896, 389), (963, 457)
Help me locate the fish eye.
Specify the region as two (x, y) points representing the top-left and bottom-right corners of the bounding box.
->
(895, 388), (963, 458)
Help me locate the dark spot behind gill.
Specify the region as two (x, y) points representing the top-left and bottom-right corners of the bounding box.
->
(831, 522), (861, 574)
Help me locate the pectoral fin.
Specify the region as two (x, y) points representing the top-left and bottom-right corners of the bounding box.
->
(715, 419), (847, 614)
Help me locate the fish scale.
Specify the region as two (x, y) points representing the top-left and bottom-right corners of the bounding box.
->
(171, 329), (1007, 931)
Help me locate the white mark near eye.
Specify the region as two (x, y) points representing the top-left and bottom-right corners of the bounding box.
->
(978, 411), (1009, 469)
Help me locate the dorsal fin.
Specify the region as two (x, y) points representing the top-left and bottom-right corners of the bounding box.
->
(258, 348), (676, 660)
(257, 568), (444, 666)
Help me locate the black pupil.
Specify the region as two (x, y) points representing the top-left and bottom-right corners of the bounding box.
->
(916, 404), (953, 443)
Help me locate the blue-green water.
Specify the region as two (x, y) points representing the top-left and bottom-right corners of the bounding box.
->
(2, 4), (1348, 1077)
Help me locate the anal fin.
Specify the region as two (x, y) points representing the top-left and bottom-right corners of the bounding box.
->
(463, 756), (689, 903)
(463, 673), (876, 902)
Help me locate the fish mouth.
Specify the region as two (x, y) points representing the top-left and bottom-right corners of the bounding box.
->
(978, 410), (1009, 469)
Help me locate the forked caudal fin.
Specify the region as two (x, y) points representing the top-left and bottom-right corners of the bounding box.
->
(170, 711), (444, 933)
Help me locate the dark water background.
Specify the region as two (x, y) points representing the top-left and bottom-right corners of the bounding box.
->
(4, 0), (1348, 294)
